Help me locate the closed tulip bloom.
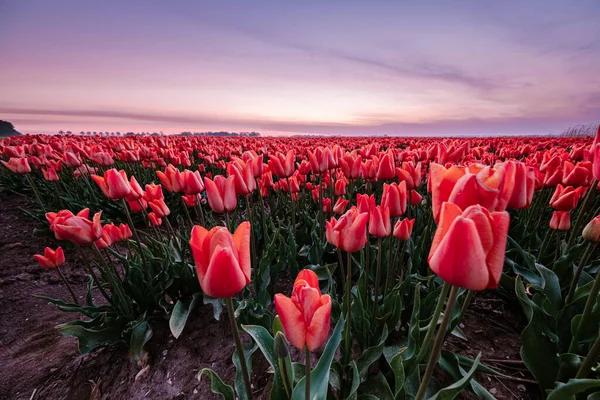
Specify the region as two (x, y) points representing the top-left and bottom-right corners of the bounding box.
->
(144, 183), (164, 201)
(501, 161), (535, 209)
(409, 189), (423, 206)
(369, 205), (391, 237)
(393, 218), (415, 241)
(376, 152), (396, 180)
(381, 182), (407, 217)
(334, 179), (347, 197)
(308, 147), (334, 173)
(148, 198), (171, 218)
(592, 143), (600, 182)
(126, 176), (145, 202)
(322, 197), (332, 213)
(92, 169), (131, 200)
(339, 155), (362, 180)
(325, 207), (369, 252)
(397, 162), (422, 189)
(204, 175), (237, 213)
(543, 167), (563, 187)
(361, 159), (377, 181)
(89, 152), (114, 167)
(34, 247), (65, 270)
(356, 193), (376, 216)
(582, 216), (600, 242)
(428, 203), (510, 291)
(63, 152), (82, 168)
(128, 198), (147, 213)
(549, 184), (584, 211)
(95, 223), (130, 250)
(562, 161), (590, 187)
(227, 161), (256, 195)
(333, 197), (349, 214)
(1, 157), (31, 174)
(148, 212), (162, 227)
(182, 194), (198, 207)
(288, 176), (300, 193)
(268, 150), (295, 178)
(50, 209), (103, 246)
(274, 269), (332, 351)
(181, 170), (205, 195)
(156, 164), (184, 193)
(549, 211), (571, 231)
(189, 222), (251, 298)
(42, 167), (59, 182)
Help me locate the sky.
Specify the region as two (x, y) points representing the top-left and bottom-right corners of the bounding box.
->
(1, 0), (599, 136)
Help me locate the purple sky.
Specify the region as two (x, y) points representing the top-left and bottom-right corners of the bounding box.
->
(1, 1), (599, 136)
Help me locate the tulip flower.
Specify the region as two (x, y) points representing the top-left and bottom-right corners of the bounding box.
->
(148, 212), (162, 227)
(156, 164), (184, 193)
(274, 269), (332, 351)
(381, 182), (407, 217)
(369, 205), (391, 237)
(189, 221), (250, 298)
(92, 169), (131, 200)
(228, 161), (256, 196)
(393, 218), (415, 241)
(308, 147), (334, 173)
(361, 159), (377, 181)
(34, 247), (65, 269)
(397, 162), (422, 189)
(204, 175), (237, 213)
(501, 161), (535, 209)
(89, 152), (114, 167)
(339, 154), (362, 180)
(549, 184), (584, 211)
(1, 157), (31, 174)
(550, 211), (571, 231)
(333, 197), (349, 214)
(182, 194), (198, 207)
(144, 183), (164, 201)
(428, 202), (510, 291)
(49, 209), (103, 246)
(356, 193), (376, 216)
(582, 216), (600, 242)
(181, 170), (204, 195)
(126, 176), (145, 202)
(376, 152), (396, 180)
(41, 167), (59, 182)
(562, 161), (590, 187)
(269, 150), (295, 178)
(148, 198), (171, 218)
(322, 197), (332, 213)
(325, 207), (368, 253)
(334, 179), (347, 197)
(63, 151), (82, 168)
(409, 189), (423, 206)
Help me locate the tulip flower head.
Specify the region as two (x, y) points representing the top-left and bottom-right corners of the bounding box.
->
(393, 218), (415, 241)
(204, 175), (237, 213)
(34, 247), (65, 270)
(549, 211), (571, 231)
(582, 216), (600, 242)
(274, 269), (332, 351)
(48, 208), (103, 246)
(1, 157), (31, 174)
(92, 169), (131, 200)
(326, 207), (368, 252)
(428, 202), (510, 291)
(189, 222), (251, 298)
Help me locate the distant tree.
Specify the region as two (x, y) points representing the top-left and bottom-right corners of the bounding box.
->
(0, 120), (21, 137)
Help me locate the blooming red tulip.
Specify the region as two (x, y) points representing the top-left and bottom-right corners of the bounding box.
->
(148, 198), (171, 218)
(308, 147), (334, 173)
(182, 194), (198, 207)
(42, 167), (59, 182)
(1, 157), (31, 174)
(34, 247), (65, 270)
(334, 179), (347, 197)
(356, 193), (376, 216)
(339, 154), (362, 180)
(549, 184), (584, 211)
(376, 152), (396, 180)
(156, 164), (184, 193)
(144, 183), (164, 201)
(49, 209), (103, 246)
(409, 189), (423, 206)
(274, 269), (332, 351)
(63, 152), (82, 168)
(326, 207), (368, 252)
(181, 170), (205, 195)
(549, 211), (570, 231)
(428, 202), (510, 291)
(393, 218), (415, 241)
(92, 169), (131, 200)
(333, 197), (349, 214)
(397, 162), (422, 189)
(501, 161), (535, 209)
(562, 161), (590, 187)
(228, 161), (256, 195)
(269, 150), (295, 178)
(204, 175), (237, 213)
(126, 176), (145, 202)
(189, 222), (251, 298)
(381, 182), (407, 217)
(148, 212), (162, 227)
(369, 205), (391, 237)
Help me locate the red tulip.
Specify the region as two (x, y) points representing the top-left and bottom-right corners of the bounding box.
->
(274, 269), (332, 351)
(549, 211), (570, 231)
(204, 175), (237, 213)
(148, 198), (171, 218)
(369, 205), (391, 237)
(381, 182), (407, 217)
(34, 247), (65, 270)
(356, 193), (376, 216)
(428, 202), (510, 291)
(268, 150), (295, 178)
(49, 209), (103, 246)
(148, 212), (162, 227)
(126, 176), (145, 202)
(334, 179), (347, 197)
(501, 161), (535, 209)
(156, 164), (184, 193)
(189, 222), (251, 298)
(409, 189), (423, 206)
(322, 197), (332, 213)
(144, 183), (164, 201)
(393, 218), (415, 241)
(92, 169), (131, 200)
(308, 147), (334, 173)
(182, 194), (198, 207)
(333, 197), (349, 214)
(326, 207), (368, 252)
(228, 161), (256, 195)
(340, 154), (362, 180)
(397, 162), (422, 189)
(181, 170), (205, 195)
(562, 161), (590, 187)
(549, 184), (584, 211)
(376, 152), (396, 180)
(1, 157), (31, 174)
(42, 167), (59, 182)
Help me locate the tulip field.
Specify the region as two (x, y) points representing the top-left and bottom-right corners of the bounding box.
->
(2, 133), (600, 399)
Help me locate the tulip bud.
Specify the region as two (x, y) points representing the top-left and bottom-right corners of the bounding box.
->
(549, 211), (570, 231)
(274, 331), (290, 359)
(582, 216), (600, 242)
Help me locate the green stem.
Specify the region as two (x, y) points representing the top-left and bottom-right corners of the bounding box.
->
(371, 237), (383, 324)
(337, 249), (346, 291)
(121, 199), (150, 280)
(226, 297), (253, 399)
(287, 177), (296, 238)
(417, 282), (451, 362)
(305, 346), (311, 400)
(26, 174), (47, 214)
(56, 266), (79, 305)
(567, 180), (598, 248)
(576, 328), (600, 378)
(225, 211), (231, 230)
(569, 263), (600, 353)
(76, 246), (112, 304)
(343, 251), (353, 364)
(565, 242), (596, 305)
(415, 284), (460, 400)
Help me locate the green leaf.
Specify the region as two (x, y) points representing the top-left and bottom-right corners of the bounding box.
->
(390, 353), (405, 397)
(197, 368), (235, 400)
(242, 325), (288, 400)
(358, 372), (394, 400)
(356, 325), (388, 381)
(130, 319), (153, 363)
(233, 341), (257, 400)
(169, 293), (201, 339)
(547, 379), (600, 400)
(203, 295), (223, 321)
(347, 361), (360, 400)
(430, 353), (482, 400)
(57, 315), (125, 354)
(292, 317), (345, 400)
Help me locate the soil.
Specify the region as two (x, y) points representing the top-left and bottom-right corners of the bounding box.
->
(0, 192), (539, 400)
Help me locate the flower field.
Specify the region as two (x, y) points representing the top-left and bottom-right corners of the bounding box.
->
(1, 133), (600, 399)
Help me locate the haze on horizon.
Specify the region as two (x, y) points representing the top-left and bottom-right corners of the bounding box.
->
(1, 0), (599, 137)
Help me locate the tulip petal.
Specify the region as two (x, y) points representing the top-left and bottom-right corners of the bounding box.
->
(274, 294), (306, 350)
(306, 295), (332, 351)
(232, 222), (251, 283)
(295, 269), (320, 289)
(429, 202), (463, 258)
(202, 245), (247, 298)
(485, 211), (510, 289)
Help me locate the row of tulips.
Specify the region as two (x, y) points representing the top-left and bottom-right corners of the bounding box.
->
(2, 131), (600, 399)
